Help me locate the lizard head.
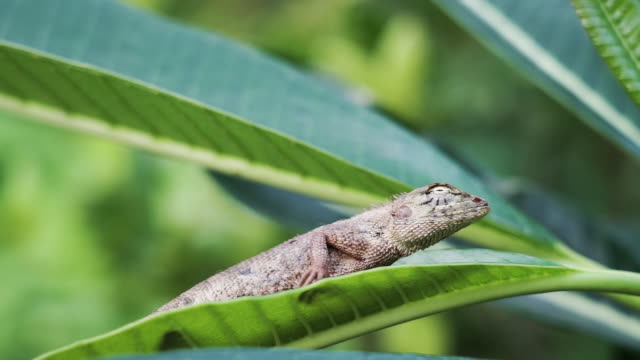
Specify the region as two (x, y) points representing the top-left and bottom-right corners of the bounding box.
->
(389, 183), (489, 255)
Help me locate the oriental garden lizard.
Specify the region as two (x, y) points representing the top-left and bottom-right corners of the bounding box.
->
(151, 183), (489, 315)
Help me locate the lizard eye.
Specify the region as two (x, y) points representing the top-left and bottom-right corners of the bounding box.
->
(429, 186), (451, 194)
(420, 185), (452, 206)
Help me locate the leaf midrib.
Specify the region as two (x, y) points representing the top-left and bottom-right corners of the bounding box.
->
(595, 0), (640, 75)
(0, 40), (411, 205)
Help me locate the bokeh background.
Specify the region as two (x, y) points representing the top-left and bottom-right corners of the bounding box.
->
(2, 1), (639, 359)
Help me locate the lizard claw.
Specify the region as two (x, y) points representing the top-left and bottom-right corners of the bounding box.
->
(298, 264), (328, 287)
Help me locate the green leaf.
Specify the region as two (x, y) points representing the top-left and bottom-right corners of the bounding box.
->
(504, 181), (640, 272)
(0, 0), (595, 266)
(101, 348), (479, 360)
(211, 172), (347, 231)
(432, 0), (640, 158)
(497, 292), (640, 349)
(214, 175), (640, 348)
(573, 0), (640, 109)
(0, 42), (401, 207)
(35, 250), (640, 360)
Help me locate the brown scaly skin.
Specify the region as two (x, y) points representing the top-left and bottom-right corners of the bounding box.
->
(151, 183), (489, 315)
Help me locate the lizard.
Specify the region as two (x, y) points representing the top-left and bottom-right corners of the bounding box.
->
(151, 182), (489, 315)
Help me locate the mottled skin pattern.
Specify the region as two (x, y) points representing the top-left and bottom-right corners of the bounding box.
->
(152, 183), (489, 315)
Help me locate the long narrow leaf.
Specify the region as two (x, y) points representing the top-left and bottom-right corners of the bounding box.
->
(432, 0), (640, 157)
(573, 0), (640, 109)
(214, 174), (640, 348)
(36, 250), (640, 360)
(0, 0), (591, 265)
(497, 292), (640, 349)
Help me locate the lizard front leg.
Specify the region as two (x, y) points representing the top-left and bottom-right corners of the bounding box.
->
(298, 230), (375, 287)
(326, 230), (399, 270)
(298, 231), (329, 286)
(326, 231), (369, 261)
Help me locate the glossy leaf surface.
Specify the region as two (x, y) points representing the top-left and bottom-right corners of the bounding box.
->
(37, 250), (640, 360)
(0, 0), (582, 264)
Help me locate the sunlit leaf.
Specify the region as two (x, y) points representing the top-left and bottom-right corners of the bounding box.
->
(0, 0), (598, 267)
(36, 250), (640, 360)
(213, 174), (640, 348)
(573, 0), (640, 112)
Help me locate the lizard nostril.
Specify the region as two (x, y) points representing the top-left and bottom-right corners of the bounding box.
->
(472, 197), (483, 203)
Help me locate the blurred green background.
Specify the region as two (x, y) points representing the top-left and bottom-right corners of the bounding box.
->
(1, 1), (639, 359)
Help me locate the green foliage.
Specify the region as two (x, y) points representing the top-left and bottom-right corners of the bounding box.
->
(573, 0), (640, 109)
(100, 348), (477, 360)
(311, 13), (429, 122)
(216, 174), (640, 349)
(433, 0), (640, 158)
(1, 0), (640, 359)
(0, 0), (604, 271)
(35, 250), (640, 360)
(0, 112), (285, 359)
(0, 44), (400, 207)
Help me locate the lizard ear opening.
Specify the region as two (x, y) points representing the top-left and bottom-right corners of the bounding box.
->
(392, 205), (412, 219)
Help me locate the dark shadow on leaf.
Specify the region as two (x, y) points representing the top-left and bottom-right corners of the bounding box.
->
(158, 331), (192, 351)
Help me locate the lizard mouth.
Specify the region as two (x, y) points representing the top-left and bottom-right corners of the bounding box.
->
(442, 203), (490, 218)
(474, 204), (490, 217)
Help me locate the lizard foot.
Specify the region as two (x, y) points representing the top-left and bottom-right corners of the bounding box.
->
(298, 263), (328, 287)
